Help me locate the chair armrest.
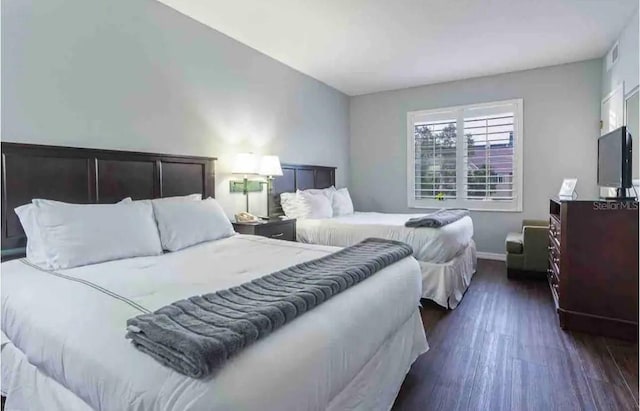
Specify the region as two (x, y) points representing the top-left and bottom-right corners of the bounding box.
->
(522, 219), (548, 229)
(522, 225), (549, 271)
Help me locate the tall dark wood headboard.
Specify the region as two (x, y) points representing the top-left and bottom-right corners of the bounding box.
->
(1, 143), (216, 251)
(269, 163), (336, 216)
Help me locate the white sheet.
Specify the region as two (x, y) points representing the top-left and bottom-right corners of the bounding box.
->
(1, 235), (428, 411)
(296, 212), (474, 264)
(1, 311), (426, 411)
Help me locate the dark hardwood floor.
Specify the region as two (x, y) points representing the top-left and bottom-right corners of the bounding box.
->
(394, 259), (639, 411)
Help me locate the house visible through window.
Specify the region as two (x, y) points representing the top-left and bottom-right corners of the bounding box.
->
(407, 99), (523, 211)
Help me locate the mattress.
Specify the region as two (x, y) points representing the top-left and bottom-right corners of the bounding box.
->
(296, 212), (474, 263)
(1, 235), (428, 411)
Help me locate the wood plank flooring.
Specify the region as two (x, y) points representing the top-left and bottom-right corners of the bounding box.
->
(393, 259), (639, 411)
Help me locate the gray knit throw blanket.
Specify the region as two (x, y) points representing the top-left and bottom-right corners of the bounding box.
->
(126, 238), (413, 378)
(405, 208), (469, 228)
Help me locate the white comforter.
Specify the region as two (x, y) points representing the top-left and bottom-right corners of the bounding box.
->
(296, 212), (474, 263)
(1, 235), (427, 411)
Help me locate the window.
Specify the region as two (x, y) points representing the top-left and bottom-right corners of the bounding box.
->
(407, 99), (523, 211)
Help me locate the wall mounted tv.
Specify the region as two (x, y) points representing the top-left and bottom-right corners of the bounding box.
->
(597, 126), (632, 199)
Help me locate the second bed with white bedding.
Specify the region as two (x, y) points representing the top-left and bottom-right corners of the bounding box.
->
(295, 212), (476, 308)
(1, 235), (428, 411)
(296, 212), (474, 263)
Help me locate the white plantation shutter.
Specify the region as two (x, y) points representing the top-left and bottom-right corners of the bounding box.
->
(413, 116), (458, 200)
(408, 99), (523, 211)
(463, 104), (516, 201)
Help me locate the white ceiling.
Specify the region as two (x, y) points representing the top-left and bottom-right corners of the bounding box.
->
(157, 0), (638, 96)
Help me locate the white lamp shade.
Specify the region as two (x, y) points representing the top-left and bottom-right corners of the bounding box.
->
(232, 153), (258, 175)
(259, 155), (283, 177)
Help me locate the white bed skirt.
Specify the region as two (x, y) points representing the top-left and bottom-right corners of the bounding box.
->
(1, 311), (428, 411)
(419, 240), (477, 309)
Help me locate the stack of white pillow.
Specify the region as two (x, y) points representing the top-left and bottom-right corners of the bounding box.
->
(15, 194), (235, 270)
(280, 186), (354, 219)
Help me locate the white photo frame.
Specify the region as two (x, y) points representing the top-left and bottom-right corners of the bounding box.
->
(558, 178), (578, 200)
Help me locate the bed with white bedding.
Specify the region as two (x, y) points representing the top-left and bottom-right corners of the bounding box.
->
(295, 212), (476, 309)
(297, 212), (473, 263)
(1, 235), (428, 411)
(273, 165), (477, 309)
(0, 144), (428, 411)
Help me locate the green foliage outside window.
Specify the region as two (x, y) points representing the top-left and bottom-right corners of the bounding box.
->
(467, 164), (498, 197)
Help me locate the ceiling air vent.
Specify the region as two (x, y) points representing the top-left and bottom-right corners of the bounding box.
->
(606, 41), (619, 72)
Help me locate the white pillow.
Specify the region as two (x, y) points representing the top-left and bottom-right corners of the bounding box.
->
(152, 197), (234, 251)
(32, 200), (163, 269)
(159, 193), (202, 201)
(14, 204), (48, 267)
(120, 193), (202, 204)
(332, 188), (354, 216)
(303, 186), (336, 199)
(280, 192), (309, 219)
(280, 188), (336, 219)
(297, 190), (333, 219)
(15, 198), (136, 267)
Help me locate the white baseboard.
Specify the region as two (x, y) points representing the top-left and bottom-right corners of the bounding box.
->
(476, 252), (506, 261)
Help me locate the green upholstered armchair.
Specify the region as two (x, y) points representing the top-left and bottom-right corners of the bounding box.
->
(506, 219), (549, 279)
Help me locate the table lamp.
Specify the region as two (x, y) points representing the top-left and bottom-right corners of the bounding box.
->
(259, 155), (283, 217)
(231, 152), (258, 212)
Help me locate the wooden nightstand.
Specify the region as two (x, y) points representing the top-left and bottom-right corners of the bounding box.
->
(232, 218), (296, 241)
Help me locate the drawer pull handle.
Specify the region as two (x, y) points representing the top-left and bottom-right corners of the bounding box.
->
(271, 233), (284, 238)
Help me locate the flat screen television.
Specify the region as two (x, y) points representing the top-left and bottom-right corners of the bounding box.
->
(597, 126), (632, 198)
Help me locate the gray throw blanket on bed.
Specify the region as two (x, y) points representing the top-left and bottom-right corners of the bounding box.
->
(125, 238), (413, 378)
(405, 208), (469, 228)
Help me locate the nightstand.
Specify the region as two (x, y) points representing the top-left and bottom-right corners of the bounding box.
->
(232, 218), (296, 241)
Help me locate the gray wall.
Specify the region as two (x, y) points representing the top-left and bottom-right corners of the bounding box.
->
(1, 0), (608, 254)
(602, 12), (639, 97)
(602, 11), (639, 183)
(2, 0), (350, 216)
(350, 60), (603, 254)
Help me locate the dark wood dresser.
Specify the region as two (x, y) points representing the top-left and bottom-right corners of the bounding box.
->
(548, 198), (639, 340)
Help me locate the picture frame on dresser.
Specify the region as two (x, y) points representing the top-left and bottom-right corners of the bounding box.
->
(557, 178), (577, 200)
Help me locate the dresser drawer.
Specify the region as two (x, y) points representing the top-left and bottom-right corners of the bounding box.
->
(547, 266), (560, 305)
(548, 243), (560, 268)
(548, 262), (559, 283)
(549, 216), (561, 244)
(255, 221), (296, 241)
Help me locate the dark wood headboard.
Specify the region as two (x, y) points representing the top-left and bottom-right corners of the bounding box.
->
(269, 163), (336, 216)
(1, 143), (216, 251)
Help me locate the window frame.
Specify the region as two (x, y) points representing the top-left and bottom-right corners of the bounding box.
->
(407, 98), (523, 212)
